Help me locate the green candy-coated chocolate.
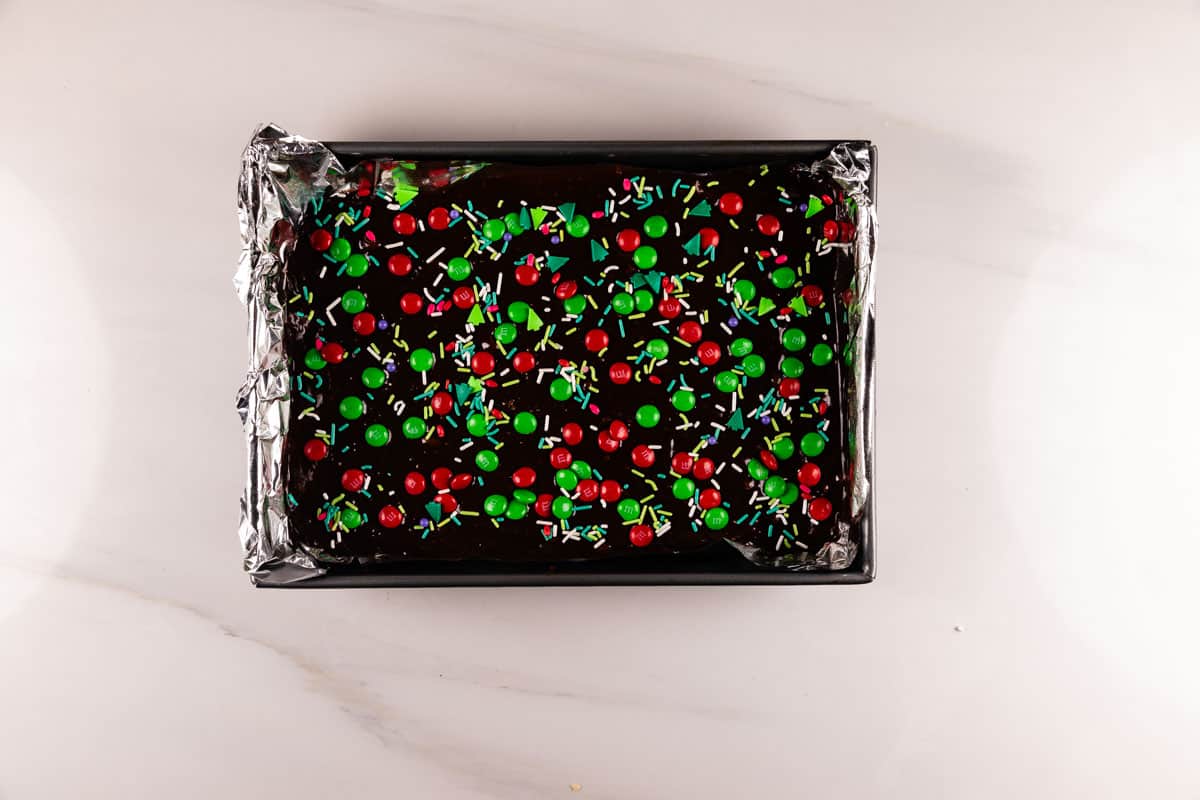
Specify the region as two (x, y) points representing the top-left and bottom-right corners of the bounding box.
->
(304, 348), (326, 371)
(646, 338), (669, 359)
(506, 501), (529, 520)
(364, 424), (390, 446)
(703, 507), (730, 530)
(570, 460), (592, 479)
(504, 212), (524, 234)
(339, 396), (365, 420)
(747, 458), (769, 481)
(672, 477), (696, 500)
(507, 301), (530, 323)
(781, 356), (805, 377)
(763, 475), (786, 498)
(345, 253), (369, 277)
(633, 245), (657, 270)
(730, 337), (754, 357)
(402, 416), (426, 439)
(484, 494), (509, 516)
(447, 256), (472, 281)
(811, 343), (834, 366)
(643, 215), (668, 238)
(361, 367), (386, 389)
(409, 348), (435, 371)
(616, 498), (640, 521)
(341, 290), (366, 314)
(495, 323), (518, 345)
(466, 413), (490, 437)
(612, 292), (635, 315)
(733, 279), (756, 303)
(513, 411), (538, 435)
(328, 238), (351, 262)
(549, 377), (573, 401)
(341, 508), (362, 528)
(774, 437), (796, 460)
(551, 496), (574, 519)
(563, 295), (587, 316)
(634, 289), (655, 312)
(635, 404), (661, 428)
(800, 432), (826, 457)
(555, 469), (579, 491)
(770, 266), (797, 288)
(779, 482), (800, 505)
(672, 389), (697, 412)
(782, 329), (807, 351)
(513, 489), (537, 505)
(475, 449), (500, 471)
(482, 218), (506, 240)
(714, 370), (739, 392)
(741, 354), (766, 378)
(566, 215), (590, 238)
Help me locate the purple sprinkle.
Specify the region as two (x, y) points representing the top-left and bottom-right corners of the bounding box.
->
(449, 209), (460, 219)
(550, 235), (560, 244)
(759, 415), (771, 424)
(385, 363), (397, 373)
(707, 435), (718, 445)
(728, 317), (739, 328)
(377, 319), (389, 330)
(799, 203), (808, 213)
(503, 232), (513, 241)
(419, 517), (430, 526)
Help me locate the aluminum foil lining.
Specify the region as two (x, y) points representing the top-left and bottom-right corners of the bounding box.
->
(235, 124), (877, 584)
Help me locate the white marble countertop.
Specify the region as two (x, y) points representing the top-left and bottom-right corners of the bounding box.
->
(1, 0), (1198, 797)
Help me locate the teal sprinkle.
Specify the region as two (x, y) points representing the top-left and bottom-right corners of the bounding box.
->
(361, 490), (372, 499)
(352, 218), (368, 231)
(340, 445), (350, 453)
(824, 312), (831, 325)
(421, 529), (431, 539)
(323, 254), (339, 265)
(299, 391), (316, 402)
(618, 320), (626, 338)
(329, 427), (335, 445)
(817, 430), (830, 441)
(406, 246), (419, 258)
(576, 504), (594, 512)
(287, 492), (298, 505)
(671, 179), (681, 196)
(314, 319), (326, 326)
(767, 524), (774, 538)
(735, 514), (749, 524)
(367, 255), (379, 266)
(309, 197), (322, 214)
(365, 392), (375, 401)
(444, 416), (458, 428)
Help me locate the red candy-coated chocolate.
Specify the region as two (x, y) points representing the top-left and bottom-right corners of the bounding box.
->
(435, 493), (458, 514)
(629, 525), (654, 547)
(631, 445), (655, 468)
(658, 297), (682, 319)
(718, 192), (743, 215)
(404, 472), (426, 494)
(801, 285), (825, 307)
(600, 479), (622, 502)
(671, 452), (693, 475)
(809, 497), (833, 521)
(471, 351), (495, 375)
(697, 341), (721, 365)
(757, 214), (780, 236)
(321, 343), (346, 364)
(562, 423), (583, 446)
(450, 472), (473, 491)
(341, 469), (366, 492)
(378, 505), (404, 528)
(554, 280), (578, 300)
(760, 450), (779, 471)
(309, 229), (333, 251)
(692, 457), (715, 481)
(798, 463), (821, 486)
(513, 351), (535, 373)
(698, 488), (721, 509)
(699, 227), (720, 249)
(428, 207), (451, 230)
(577, 479), (600, 502)
(780, 378), (802, 398)
(400, 292), (423, 315)
(431, 467), (453, 490)
(303, 439), (328, 461)
(616, 229), (641, 252)
(534, 493), (554, 517)
(392, 213), (417, 235)
(549, 447), (573, 469)
(430, 391), (453, 415)
(597, 432), (620, 453)
(584, 329), (609, 352)
(352, 312), (377, 335)
(387, 253), (413, 276)
(515, 264), (540, 286)
(608, 420), (629, 441)
(452, 286), (475, 309)
(512, 466), (537, 488)
(609, 363), (632, 384)
(678, 321), (703, 344)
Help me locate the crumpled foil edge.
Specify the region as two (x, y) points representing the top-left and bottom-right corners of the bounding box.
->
(236, 123), (345, 585)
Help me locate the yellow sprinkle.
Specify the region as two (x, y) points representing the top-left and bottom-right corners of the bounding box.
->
(730, 261), (745, 277)
(683, 185), (697, 203)
(731, 446), (744, 458)
(458, 509), (480, 517)
(502, 379), (520, 387)
(672, 336), (690, 346)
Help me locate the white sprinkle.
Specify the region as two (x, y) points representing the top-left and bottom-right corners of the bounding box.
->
(384, 241), (406, 249)
(324, 298), (340, 325)
(426, 246), (445, 263)
(319, 266), (327, 279)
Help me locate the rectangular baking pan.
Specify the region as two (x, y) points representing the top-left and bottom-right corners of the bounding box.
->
(264, 140), (876, 587)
